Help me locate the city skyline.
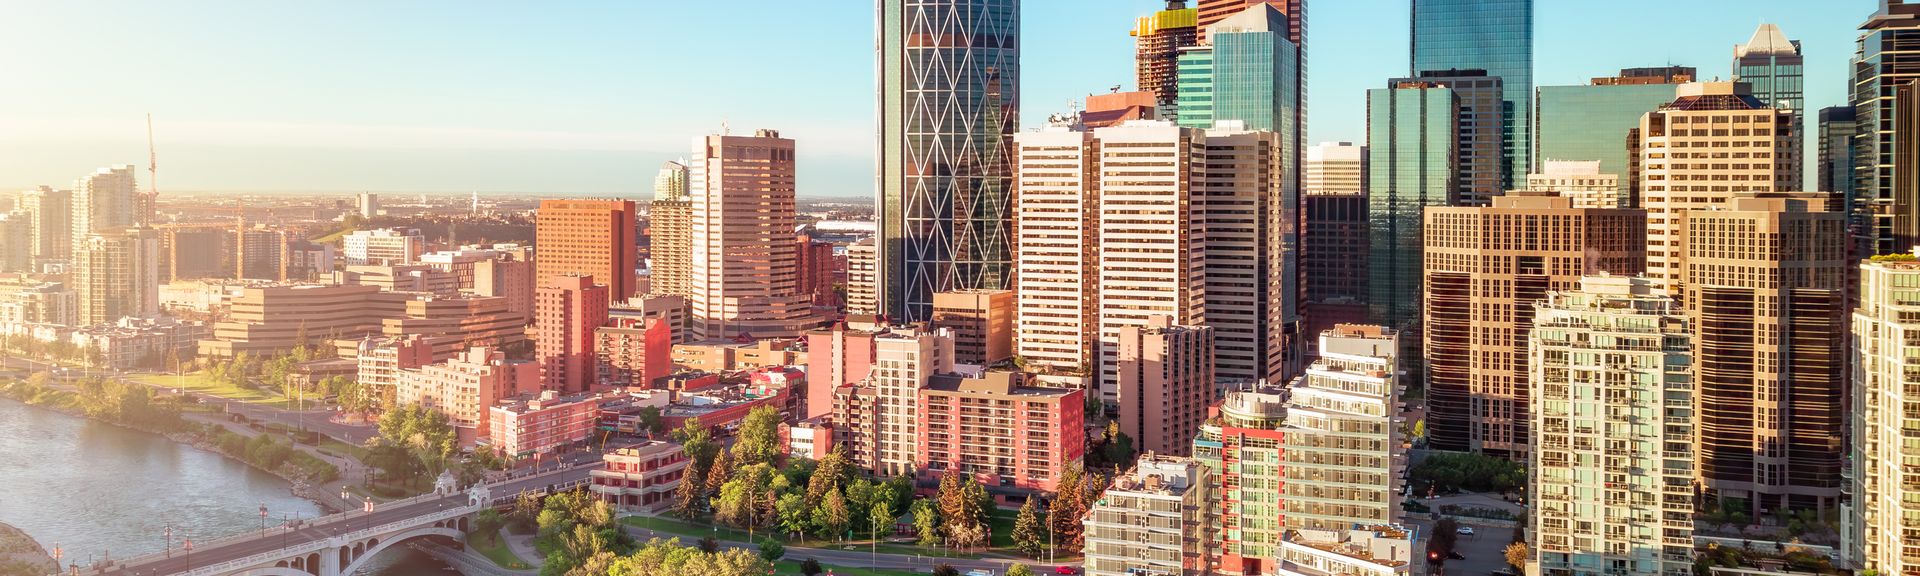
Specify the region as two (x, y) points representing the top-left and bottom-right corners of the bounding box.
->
(0, 0), (1858, 197)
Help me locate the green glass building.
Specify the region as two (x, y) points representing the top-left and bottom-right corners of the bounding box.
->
(1535, 82), (1679, 205)
(1366, 85), (1457, 339)
(1174, 5), (1296, 133)
(1412, 0), (1531, 180)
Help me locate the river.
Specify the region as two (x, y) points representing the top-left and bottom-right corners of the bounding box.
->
(0, 398), (454, 574)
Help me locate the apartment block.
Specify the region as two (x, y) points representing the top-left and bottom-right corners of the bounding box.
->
(1849, 252), (1920, 574)
(1082, 455), (1218, 576)
(487, 390), (608, 458)
(1274, 525), (1419, 576)
(75, 227), (160, 326)
(1012, 127), (1098, 374)
(1282, 325), (1404, 530)
(474, 257), (535, 322)
(1528, 275), (1694, 576)
(1116, 316), (1215, 458)
(394, 346), (538, 445)
(930, 289), (1014, 366)
(916, 370), (1085, 491)
(845, 238), (877, 316)
(805, 323), (877, 420)
(595, 317), (671, 389)
(535, 275), (610, 393)
(648, 160), (693, 298)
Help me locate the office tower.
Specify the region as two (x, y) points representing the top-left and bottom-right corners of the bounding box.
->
(1635, 82), (1800, 298)
(929, 289), (1013, 365)
(1684, 193), (1847, 513)
(1082, 455), (1218, 576)
(72, 166), (138, 248)
(475, 257), (535, 322)
(1201, 126), (1300, 382)
(649, 161), (693, 298)
(1196, 0), (1300, 42)
(1410, 0), (1531, 180)
(1850, 252), (1920, 575)
(1525, 160), (1621, 209)
(0, 213), (28, 273)
(1304, 141), (1365, 194)
(794, 233), (840, 307)
(1852, 1), (1920, 255)
(918, 370), (1085, 491)
(595, 317), (671, 389)
(1283, 325), (1403, 528)
(1115, 316), (1214, 458)
(342, 228), (424, 266)
(1818, 106), (1857, 205)
(535, 199), (638, 304)
(1425, 191), (1646, 457)
(1897, 81), (1920, 248)
(844, 238), (877, 316)
(237, 228), (289, 281)
(75, 227), (160, 325)
(1132, 1), (1198, 118)
(1536, 69), (1690, 206)
(535, 275), (609, 393)
(357, 192), (379, 218)
(1366, 81), (1458, 375)
(20, 186), (71, 264)
(867, 326), (954, 476)
(1301, 192), (1368, 350)
(1733, 24), (1804, 115)
(1012, 128), (1097, 374)
(876, 0), (1019, 323)
(1528, 275), (1693, 576)
(687, 129), (819, 340)
(1396, 69), (1506, 202)
(1094, 122), (1206, 400)
(1175, 4), (1298, 136)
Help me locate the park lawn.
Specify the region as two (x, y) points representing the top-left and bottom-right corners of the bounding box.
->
(130, 373), (296, 408)
(773, 559), (921, 576)
(468, 528), (533, 570)
(316, 437), (368, 460)
(988, 508), (1019, 549)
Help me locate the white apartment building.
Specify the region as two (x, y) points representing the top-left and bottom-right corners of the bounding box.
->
(343, 228), (424, 266)
(1083, 455), (1218, 576)
(845, 238), (877, 316)
(1283, 324), (1404, 529)
(1849, 253), (1920, 574)
(1012, 127), (1096, 373)
(1529, 275), (1694, 576)
(868, 326), (953, 477)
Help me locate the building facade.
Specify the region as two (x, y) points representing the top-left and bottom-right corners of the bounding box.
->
(1305, 141), (1366, 195)
(1850, 252), (1920, 574)
(1367, 82), (1458, 374)
(930, 289), (1013, 366)
(1850, 1), (1920, 255)
(1528, 275), (1694, 576)
(535, 199), (638, 304)
(1132, 2), (1198, 118)
(75, 227), (160, 326)
(1732, 24), (1804, 115)
(589, 441), (690, 513)
(1526, 160), (1622, 209)
(1410, 0), (1531, 181)
(916, 370), (1085, 491)
(535, 275), (610, 393)
(1116, 316), (1215, 458)
(394, 346), (537, 444)
(342, 228), (424, 266)
(1535, 75), (1685, 206)
(688, 129), (819, 340)
(1082, 455), (1218, 576)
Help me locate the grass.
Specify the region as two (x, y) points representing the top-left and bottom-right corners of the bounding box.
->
(620, 515), (1000, 560)
(468, 528), (532, 570)
(317, 437), (368, 460)
(772, 560), (922, 576)
(130, 373), (298, 408)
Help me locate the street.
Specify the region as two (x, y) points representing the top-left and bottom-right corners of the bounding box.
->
(1403, 517), (1516, 576)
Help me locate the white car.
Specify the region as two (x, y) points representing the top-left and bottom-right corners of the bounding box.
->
(1457, 526), (1476, 535)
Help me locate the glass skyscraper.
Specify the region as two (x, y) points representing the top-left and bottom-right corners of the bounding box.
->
(1852, 1), (1920, 256)
(1366, 84), (1456, 371)
(1535, 82), (1680, 205)
(1410, 0), (1532, 177)
(876, 0), (1020, 322)
(1175, 5), (1297, 133)
(1733, 24), (1804, 114)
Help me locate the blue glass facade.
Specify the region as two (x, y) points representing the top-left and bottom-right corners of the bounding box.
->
(877, 0), (1020, 322)
(1411, 0), (1532, 177)
(1535, 83), (1679, 204)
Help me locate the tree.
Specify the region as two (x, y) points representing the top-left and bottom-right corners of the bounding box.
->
(806, 447), (850, 506)
(1007, 564), (1035, 576)
(1049, 467), (1090, 552)
(846, 479), (877, 532)
(706, 448), (735, 497)
(870, 502), (894, 542)
(714, 478), (757, 529)
(799, 558), (824, 576)
(757, 537), (785, 563)
(912, 499), (942, 547)
(813, 490), (851, 541)
(732, 405), (782, 466)
(1428, 518), (1461, 568)
(637, 406), (665, 435)
(1012, 497), (1046, 558)
(697, 536), (720, 554)
(1102, 430), (1135, 468)
(776, 492), (811, 540)
(1505, 542), (1530, 571)
(933, 564), (961, 576)
(673, 473), (704, 518)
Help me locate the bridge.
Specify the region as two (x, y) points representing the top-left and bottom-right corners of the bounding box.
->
(81, 467), (592, 576)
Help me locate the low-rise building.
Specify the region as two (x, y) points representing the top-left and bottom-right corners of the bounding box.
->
(596, 317), (672, 389)
(355, 334), (435, 394)
(784, 418), (835, 460)
(671, 337), (802, 373)
(487, 390), (614, 458)
(659, 380), (791, 434)
(67, 317), (208, 369)
(331, 264), (460, 298)
(1083, 455), (1218, 576)
(1275, 525), (1420, 576)
(589, 441), (691, 512)
(394, 346), (538, 445)
(200, 284), (409, 358)
(916, 369), (1084, 491)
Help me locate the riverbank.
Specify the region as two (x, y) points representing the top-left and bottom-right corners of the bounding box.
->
(0, 522), (55, 576)
(0, 379), (349, 514)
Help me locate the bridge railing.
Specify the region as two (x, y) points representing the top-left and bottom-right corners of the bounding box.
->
(168, 504), (478, 576)
(103, 491), (455, 571)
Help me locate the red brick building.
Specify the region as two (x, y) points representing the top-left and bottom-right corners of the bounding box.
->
(535, 275), (608, 393)
(535, 199), (637, 304)
(590, 441), (690, 512)
(916, 371), (1085, 492)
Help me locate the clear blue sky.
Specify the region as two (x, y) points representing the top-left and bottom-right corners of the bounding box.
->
(0, 0), (1868, 198)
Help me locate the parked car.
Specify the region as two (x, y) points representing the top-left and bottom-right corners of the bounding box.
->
(1457, 526), (1476, 535)
(1054, 567), (1078, 575)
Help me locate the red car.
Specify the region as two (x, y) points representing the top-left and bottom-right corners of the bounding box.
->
(1054, 567), (1077, 575)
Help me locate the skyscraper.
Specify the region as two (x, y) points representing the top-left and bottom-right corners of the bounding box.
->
(687, 129), (820, 340)
(0, 213), (29, 273)
(1094, 122), (1206, 399)
(1635, 82), (1800, 298)
(1684, 193), (1847, 514)
(876, 0), (1019, 323)
(1851, 1), (1920, 255)
(535, 275), (609, 393)
(75, 227), (160, 325)
(1528, 275), (1694, 576)
(649, 161), (692, 298)
(1895, 80), (1920, 248)
(357, 192), (379, 219)
(72, 166), (138, 249)
(1535, 69), (1689, 207)
(1132, 2), (1198, 118)
(1850, 251), (1920, 575)
(1411, 0), (1531, 178)
(534, 199), (638, 305)
(1424, 191), (1646, 457)
(1302, 142), (1370, 343)
(1393, 69), (1505, 203)
(1366, 81), (1457, 372)
(1011, 127), (1098, 375)
(20, 186), (71, 265)
(1818, 106), (1857, 206)
(1733, 24), (1804, 115)
(845, 238), (877, 316)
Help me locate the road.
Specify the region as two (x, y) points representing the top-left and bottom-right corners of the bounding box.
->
(1405, 517), (1516, 576)
(94, 466), (594, 576)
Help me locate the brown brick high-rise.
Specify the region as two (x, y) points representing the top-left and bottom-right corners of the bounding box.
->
(535, 199), (637, 305)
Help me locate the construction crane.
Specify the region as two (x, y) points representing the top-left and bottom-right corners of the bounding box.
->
(144, 114), (159, 226)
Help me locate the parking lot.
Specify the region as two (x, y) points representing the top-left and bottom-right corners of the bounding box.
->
(1403, 518), (1517, 576)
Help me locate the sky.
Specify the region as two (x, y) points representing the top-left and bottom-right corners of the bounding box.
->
(0, 0), (1872, 198)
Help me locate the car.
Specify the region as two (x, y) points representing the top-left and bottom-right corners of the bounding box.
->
(1457, 526), (1476, 535)
(1055, 567), (1078, 575)
(1447, 551), (1466, 561)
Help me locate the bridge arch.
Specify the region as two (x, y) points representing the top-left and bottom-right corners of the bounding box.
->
(337, 525), (464, 576)
(234, 567), (314, 576)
